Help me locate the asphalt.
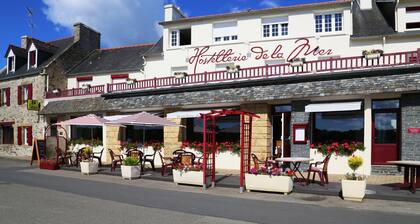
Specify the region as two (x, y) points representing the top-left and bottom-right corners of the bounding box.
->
(1, 158), (420, 224)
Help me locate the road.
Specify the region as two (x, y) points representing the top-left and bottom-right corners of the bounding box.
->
(0, 158), (419, 224)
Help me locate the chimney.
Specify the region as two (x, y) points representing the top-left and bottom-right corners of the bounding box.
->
(21, 36), (30, 49)
(164, 4), (186, 22)
(358, 0), (373, 10)
(73, 23), (101, 50)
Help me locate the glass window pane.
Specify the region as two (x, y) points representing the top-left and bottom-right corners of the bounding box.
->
(372, 100), (400, 109)
(325, 14), (332, 32)
(274, 105), (292, 113)
(186, 116), (240, 143)
(281, 23), (288, 36)
(313, 111), (364, 143)
(272, 24), (279, 36)
(374, 113), (397, 144)
(263, 24), (270, 37)
(335, 13), (342, 31)
(315, 15), (323, 33)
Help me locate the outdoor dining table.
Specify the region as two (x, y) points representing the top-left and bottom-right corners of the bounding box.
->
(387, 160), (420, 193)
(273, 157), (313, 181)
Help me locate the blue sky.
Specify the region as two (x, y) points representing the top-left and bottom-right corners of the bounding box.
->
(0, 0), (332, 67)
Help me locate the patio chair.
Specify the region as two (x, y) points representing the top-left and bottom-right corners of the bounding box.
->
(251, 153), (273, 169)
(306, 153), (332, 186)
(158, 150), (174, 176)
(143, 150), (157, 171)
(180, 152), (195, 166)
(92, 148), (104, 167)
(172, 149), (186, 156)
(128, 149), (143, 164)
(74, 147), (86, 167)
(108, 149), (123, 172)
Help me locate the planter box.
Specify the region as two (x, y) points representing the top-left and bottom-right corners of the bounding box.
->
(245, 174), (293, 195)
(173, 170), (204, 186)
(39, 160), (59, 170)
(341, 179), (366, 202)
(121, 165), (141, 180)
(80, 161), (98, 175)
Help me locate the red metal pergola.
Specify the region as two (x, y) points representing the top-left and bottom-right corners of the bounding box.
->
(200, 109), (259, 192)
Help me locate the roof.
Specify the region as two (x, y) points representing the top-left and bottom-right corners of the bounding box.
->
(160, 0), (351, 26)
(67, 44), (154, 76)
(0, 37), (74, 81)
(4, 45), (27, 58)
(40, 97), (107, 115)
(352, 0), (395, 38)
(144, 37), (163, 57)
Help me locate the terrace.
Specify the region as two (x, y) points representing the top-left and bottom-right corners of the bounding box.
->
(45, 49), (420, 99)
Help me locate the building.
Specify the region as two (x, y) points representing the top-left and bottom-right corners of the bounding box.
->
(0, 23), (100, 157)
(40, 0), (420, 175)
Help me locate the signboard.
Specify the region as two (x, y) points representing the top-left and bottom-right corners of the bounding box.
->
(30, 139), (46, 166)
(27, 100), (41, 111)
(408, 128), (420, 134)
(293, 123), (308, 144)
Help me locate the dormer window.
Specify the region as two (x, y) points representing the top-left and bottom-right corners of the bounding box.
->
(29, 50), (36, 68)
(7, 56), (15, 73)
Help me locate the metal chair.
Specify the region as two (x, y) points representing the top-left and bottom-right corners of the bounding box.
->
(143, 150), (157, 171)
(92, 148), (104, 167)
(108, 149), (123, 172)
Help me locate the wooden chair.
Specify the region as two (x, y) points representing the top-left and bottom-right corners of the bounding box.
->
(306, 153), (332, 186)
(92, 148), (104, 167)
(180, 152), (195, 166)
(158, 150), (174, 176)
(108, 149), (123, 172)
(143, 150), (157, 171)
(251, 153), (272, 169)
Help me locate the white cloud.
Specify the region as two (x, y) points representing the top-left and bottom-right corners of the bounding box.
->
(260, 0), (279, 8)
(42, 0), (164, 47)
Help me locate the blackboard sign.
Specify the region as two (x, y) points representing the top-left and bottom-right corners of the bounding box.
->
(30, 139), (46, 166)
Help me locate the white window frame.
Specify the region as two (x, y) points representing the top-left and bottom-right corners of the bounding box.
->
(77, 80), (93, 89)
(261, 17), (289, 38)
(170, 30), (179, 47)
(0, 89), (7, 107)
(22, 85), (29, 103)
(213, 21), (239, 43)
(6, 50), (15, 73)
(314, 12), (343, 34)
(23, 127), (28, 146)
(27, 43), (38, 69)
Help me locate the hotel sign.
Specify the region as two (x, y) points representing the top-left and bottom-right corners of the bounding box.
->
(408, 128), (420, 134)
(27, 100), (41, 111)
(188, 38), (334, 73)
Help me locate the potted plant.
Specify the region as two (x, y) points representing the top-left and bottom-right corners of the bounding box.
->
(173, 164), (205, 186)
(80, 147), (98, 175)
(121, 156), (141, 180)
(226, 65), (240, 73)
(174, 72), (187, 79)
(362, 49), (383, 60)
(245, 166), (294, 195)
(127, 78), (137, 85)
(341, 155), (366, 202)
(290, 58), (306, 67)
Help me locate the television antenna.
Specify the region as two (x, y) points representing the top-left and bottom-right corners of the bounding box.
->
(26, 6), (35, 36)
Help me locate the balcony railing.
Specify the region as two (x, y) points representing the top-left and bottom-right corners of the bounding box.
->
(46, 85), (105, 99)
(46, 50), (419, 99)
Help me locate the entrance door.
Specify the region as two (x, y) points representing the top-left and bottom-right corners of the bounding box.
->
(283, 113), (291, 157)
(372, 111), (399, 164)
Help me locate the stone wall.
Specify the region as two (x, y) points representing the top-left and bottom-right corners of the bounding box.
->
(163, 108), (185, 157)
(104, 125), (123, 164)
(0, 75), (46, 158)
(401, 93), (420, 161)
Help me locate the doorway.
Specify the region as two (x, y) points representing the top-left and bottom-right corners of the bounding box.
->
(272, 105), (292, 158)
(372, 99), (400, 165)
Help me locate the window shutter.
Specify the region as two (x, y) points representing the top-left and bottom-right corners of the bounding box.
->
(17, 86), (22, 105)
(17, 127), (22, 145)
(27, 127), (33, 146)
(5, 88), (10, 106)
(28, 84), (33, 100)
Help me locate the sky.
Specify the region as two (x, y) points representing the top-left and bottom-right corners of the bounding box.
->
(0, 0), (333, 68)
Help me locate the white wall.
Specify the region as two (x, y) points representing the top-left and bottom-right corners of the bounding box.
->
(67, 71), (144, 89)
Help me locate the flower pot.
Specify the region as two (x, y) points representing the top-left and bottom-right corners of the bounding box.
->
(80, 161), (98, 175)
(173, 170), (204, 186)
(121, 165), (141, 180)
(341, 179), (366, 202)
(364, 53), (381, 60)
(290, 61), (304, 67)
(245, 173), (293, 195)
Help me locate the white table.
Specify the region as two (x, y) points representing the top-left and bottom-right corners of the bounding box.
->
(387, 160), (420, 193)
(274, 157), (313, 181)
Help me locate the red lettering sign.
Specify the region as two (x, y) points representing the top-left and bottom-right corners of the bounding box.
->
(188, 38), (333, 73)
(408, 128), (420, 134)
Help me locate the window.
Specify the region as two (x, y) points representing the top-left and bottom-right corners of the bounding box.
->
(0, 88), (10, 107)
(315, 13), (343, 33)
(71, 125), (103, 141)
(170, 28), (191, 47)
(7, 56), (15, 73)
(0, 125), (14, 144)
(213, 21), (238, 43)
(312, 111), (364, 144)
(335, 13), (343, 31)
(111, 74), (129, 84)
(262, 17), (288, 38)
(76, 76), (93, 88)
(29, 50), (36, 67)
(406, 7), (420, 29)
(273, 105), (292, 114)
(372, 99), (400, 109)
(125, 126), (163, 143)
(186, 116), (240, 143)
(171, 66), (188, 75)
(18, 126), (32, 146)
(18, 84), (32, 105)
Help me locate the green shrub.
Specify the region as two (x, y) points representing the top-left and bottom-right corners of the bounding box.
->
(123, 156), (140, 166)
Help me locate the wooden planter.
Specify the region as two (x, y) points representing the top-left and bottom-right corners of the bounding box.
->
(121, 165), (141, 180)
(341, 179), (366, 202)
(245, 174), (293, 195)
(80, 161), (98, 175)
(173, 170), (203, 186)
